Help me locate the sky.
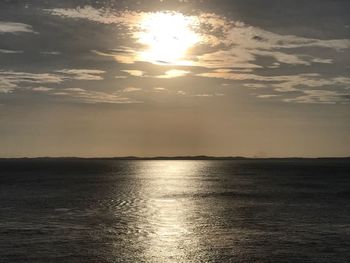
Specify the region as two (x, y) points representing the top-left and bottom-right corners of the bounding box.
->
(0, 0), (349, 157)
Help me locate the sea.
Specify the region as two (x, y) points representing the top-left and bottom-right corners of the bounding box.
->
(0, 159), (349, 262)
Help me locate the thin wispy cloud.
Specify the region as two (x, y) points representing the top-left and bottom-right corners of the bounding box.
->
(0, 69), (104, 93)
(118, 69), (190, 79)
(55, 69), (105, 80)
(54, 89), (142, 104)
(0, 48), (23, 54)
(198, 72), (350, 100)
(0, 71), (64, 93)
(0, 21), (36, 34)
(257, 94), (280, 99)
(284, 90), (350, 104)
(153, 87), (167, 91)
(122, 87), (142, 92)
(0, 68), (143, 104)
(45, 6), (142, 27)
(92, 49), (137, 64)
(40, 51), (61, 55)
(32, 86), (54, 92)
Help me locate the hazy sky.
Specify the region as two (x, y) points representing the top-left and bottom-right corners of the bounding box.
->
(0, 0), (349, 157)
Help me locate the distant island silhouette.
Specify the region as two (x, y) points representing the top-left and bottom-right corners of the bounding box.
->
(1, 156), (349, 160)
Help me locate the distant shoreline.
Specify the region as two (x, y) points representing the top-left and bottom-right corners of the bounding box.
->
(0, 156), (349, 161)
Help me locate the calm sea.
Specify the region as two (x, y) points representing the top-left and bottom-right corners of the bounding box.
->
(0, 159), (349, 262)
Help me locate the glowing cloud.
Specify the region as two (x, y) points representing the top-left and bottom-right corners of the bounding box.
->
(156, 69), (191, 78)
(136, 12), (200, 65)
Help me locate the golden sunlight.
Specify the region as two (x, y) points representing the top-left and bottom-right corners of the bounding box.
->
(136, 12), (200, 65)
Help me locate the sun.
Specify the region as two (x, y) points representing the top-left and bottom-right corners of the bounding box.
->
(136, 12), (200, 65)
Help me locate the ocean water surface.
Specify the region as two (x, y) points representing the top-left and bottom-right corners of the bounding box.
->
(0, 159), (349, 262)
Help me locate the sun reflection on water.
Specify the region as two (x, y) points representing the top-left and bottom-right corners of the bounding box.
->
(135, 161), (202, 262)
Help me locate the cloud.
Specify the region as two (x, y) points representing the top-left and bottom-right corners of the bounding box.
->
(244, 83), (268, 89)
(252, 51), (315, 66)
(0, 68), (143, 104)
(45, 6), (142, 26)
(117, 69), (190, 79)
(199, 71), (350, 103)
(55, 69), (105, 80)
(122, 87), (142, 92)
(0, 49), (23, 54)
(156, 69), (190, 78)
(64, 88), (85, 92)
(257, 94), (280, 99)
(40, 51), (61, 55)
(0, 71), (64, 93)
(197, 14), (350, 50)
(153, 87), (167, 91)
(193, 50), (261, 69)
(121, 70), (145, 77)
(0, 78), (18, 93)
(92, 48), (137, 64)
(199, 72), (350, 91)
(284, 90), (350, 104)
(196, 14), (349, 71)
(0, 69), (105, 93)
(32, 86), (54, 92)
(54, 89), (142, 104)
(0, 69), (140, 104)
(0, 21), (36, 34)
(44, 7), (350, 104)
(49, 7), (350, 69)
(191, 92), (225, 97)
(192, 94), (213, 97)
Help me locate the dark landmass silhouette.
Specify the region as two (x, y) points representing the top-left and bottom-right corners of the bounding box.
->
(0, 156), (349, 160)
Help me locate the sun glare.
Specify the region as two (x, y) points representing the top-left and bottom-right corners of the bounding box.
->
(136, 12), (200, 65)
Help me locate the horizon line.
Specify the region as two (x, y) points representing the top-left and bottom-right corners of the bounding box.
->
(0, 156), (350, 160)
